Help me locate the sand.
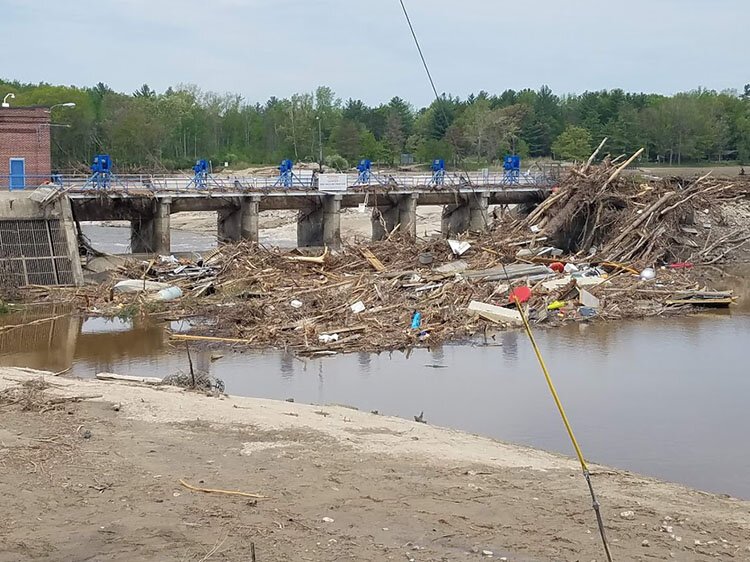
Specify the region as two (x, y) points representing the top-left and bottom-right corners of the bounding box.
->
(0, 367), (748, 561)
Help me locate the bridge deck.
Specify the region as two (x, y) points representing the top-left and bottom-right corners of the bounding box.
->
(68, 185), (548, 215)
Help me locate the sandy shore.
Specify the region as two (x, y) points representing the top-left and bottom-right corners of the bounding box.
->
(0, 367), (748, 561)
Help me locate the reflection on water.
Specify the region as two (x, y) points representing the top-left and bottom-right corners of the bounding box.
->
(1, 272), (749, 499)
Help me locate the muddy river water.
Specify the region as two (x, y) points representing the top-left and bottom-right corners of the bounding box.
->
(2, 286), (748, 500)
(4, 224), (750, 499)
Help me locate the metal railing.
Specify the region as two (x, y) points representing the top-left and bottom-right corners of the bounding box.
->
(1, 169), (560, 193)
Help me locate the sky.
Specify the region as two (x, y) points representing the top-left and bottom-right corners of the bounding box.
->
(0, 0), (747, 107)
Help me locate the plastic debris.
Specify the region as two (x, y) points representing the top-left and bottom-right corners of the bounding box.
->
(508, 286), (532, 304)
(447, 239), (471, 256)
(154, 286), (183, 302)
(578, 288), (600, 308)
(113, 279), (172, 293)
(411, 311), (422, 329)
(640, 267), (656, 280)
(318, 334), (339, 344)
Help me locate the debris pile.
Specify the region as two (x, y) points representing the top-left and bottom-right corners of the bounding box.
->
(83, 244), (729, 356)
(494, 156), (750, 266)
(20, 159), (748, 356)
(162, 370), (225, 394)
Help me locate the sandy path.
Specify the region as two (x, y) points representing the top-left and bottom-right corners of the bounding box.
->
(0, 368), (748, 561)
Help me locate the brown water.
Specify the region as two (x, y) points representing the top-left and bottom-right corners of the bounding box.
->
(2, 287), (749, 500)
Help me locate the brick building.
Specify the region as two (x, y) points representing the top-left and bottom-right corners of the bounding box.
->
(0, 107), (52, 190)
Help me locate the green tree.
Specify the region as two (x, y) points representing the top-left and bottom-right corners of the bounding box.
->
(552, 126), (592, 161)
(133, 84), (156, 98)
(331, 120), (361, 162)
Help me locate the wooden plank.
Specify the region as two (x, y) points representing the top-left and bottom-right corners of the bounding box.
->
(360, 248), (386, 272)
(96, 373), (163, 385)
(170, 334), (255, 345)
(666, 298), (733, 307)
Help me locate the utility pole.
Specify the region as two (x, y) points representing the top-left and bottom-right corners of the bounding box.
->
(317, 116), (323, 173)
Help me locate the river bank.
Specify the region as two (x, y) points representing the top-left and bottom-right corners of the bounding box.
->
(0, 367), (748, 561)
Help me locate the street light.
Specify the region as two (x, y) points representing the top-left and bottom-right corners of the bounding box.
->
(48, 102), (76, 112)
(316, 116), (323, 172)
(2, 93), (15, 108)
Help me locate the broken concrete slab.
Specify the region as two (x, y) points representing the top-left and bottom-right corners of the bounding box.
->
(435, 260), (468, 275)
(468, 301), (523, 325)
(542, 275), (605, 291)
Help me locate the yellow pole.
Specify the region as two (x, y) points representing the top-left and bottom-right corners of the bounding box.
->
(514, 296), (613, 562)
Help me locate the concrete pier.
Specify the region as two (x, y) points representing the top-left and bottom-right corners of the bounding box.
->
(322, 194), (342, 248)
(297, 194), (342, 248)
(217, 196), (262, 243)
(130, 199), (171, 254)
(371, 194), (419, 241)
(441, 193), (490, 237)
(152, 198), (171, 254)
(217, 202), (241, 243)
(240, 195), (260, 243)
(398, 193), (418, 239)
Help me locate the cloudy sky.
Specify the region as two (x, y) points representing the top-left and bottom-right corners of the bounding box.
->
(1, 0), (746, 106)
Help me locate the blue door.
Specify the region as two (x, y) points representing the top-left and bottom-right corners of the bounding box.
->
(9, 158), (26, 191)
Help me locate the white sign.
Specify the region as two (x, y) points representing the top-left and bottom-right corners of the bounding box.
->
(318, 173), (348, 192)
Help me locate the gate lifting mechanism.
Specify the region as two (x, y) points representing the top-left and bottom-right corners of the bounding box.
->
(502, 154), (521, 185)
(273, 159), (307, 189)
(356, 159), (373, 184)
(188, 159), (211, 190)
(353, 159), (388, 186)
(87, 154), (114, 189)
(429, 158), (446, 186)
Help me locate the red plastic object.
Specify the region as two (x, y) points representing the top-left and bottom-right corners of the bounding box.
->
(668, 262), (694, 269)
(509, 286), (532, 304)
(550, 262), (565, 273)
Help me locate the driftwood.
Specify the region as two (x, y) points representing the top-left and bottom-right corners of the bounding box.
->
(582, 137), (608, 174)
(179, 479), (267, 499)
(170, 334), (255, 345)
(603, 192), (676, 255)
(286, 247), (329, 264)
(492, 148), (749, 265)
(599, 147), (644, 193)
(95, 373), (162, 385)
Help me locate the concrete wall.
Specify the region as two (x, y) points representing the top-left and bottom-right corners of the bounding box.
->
(0, 191), (84, 286)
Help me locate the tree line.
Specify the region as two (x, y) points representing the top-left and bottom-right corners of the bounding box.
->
(2, 79), (750, 171)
